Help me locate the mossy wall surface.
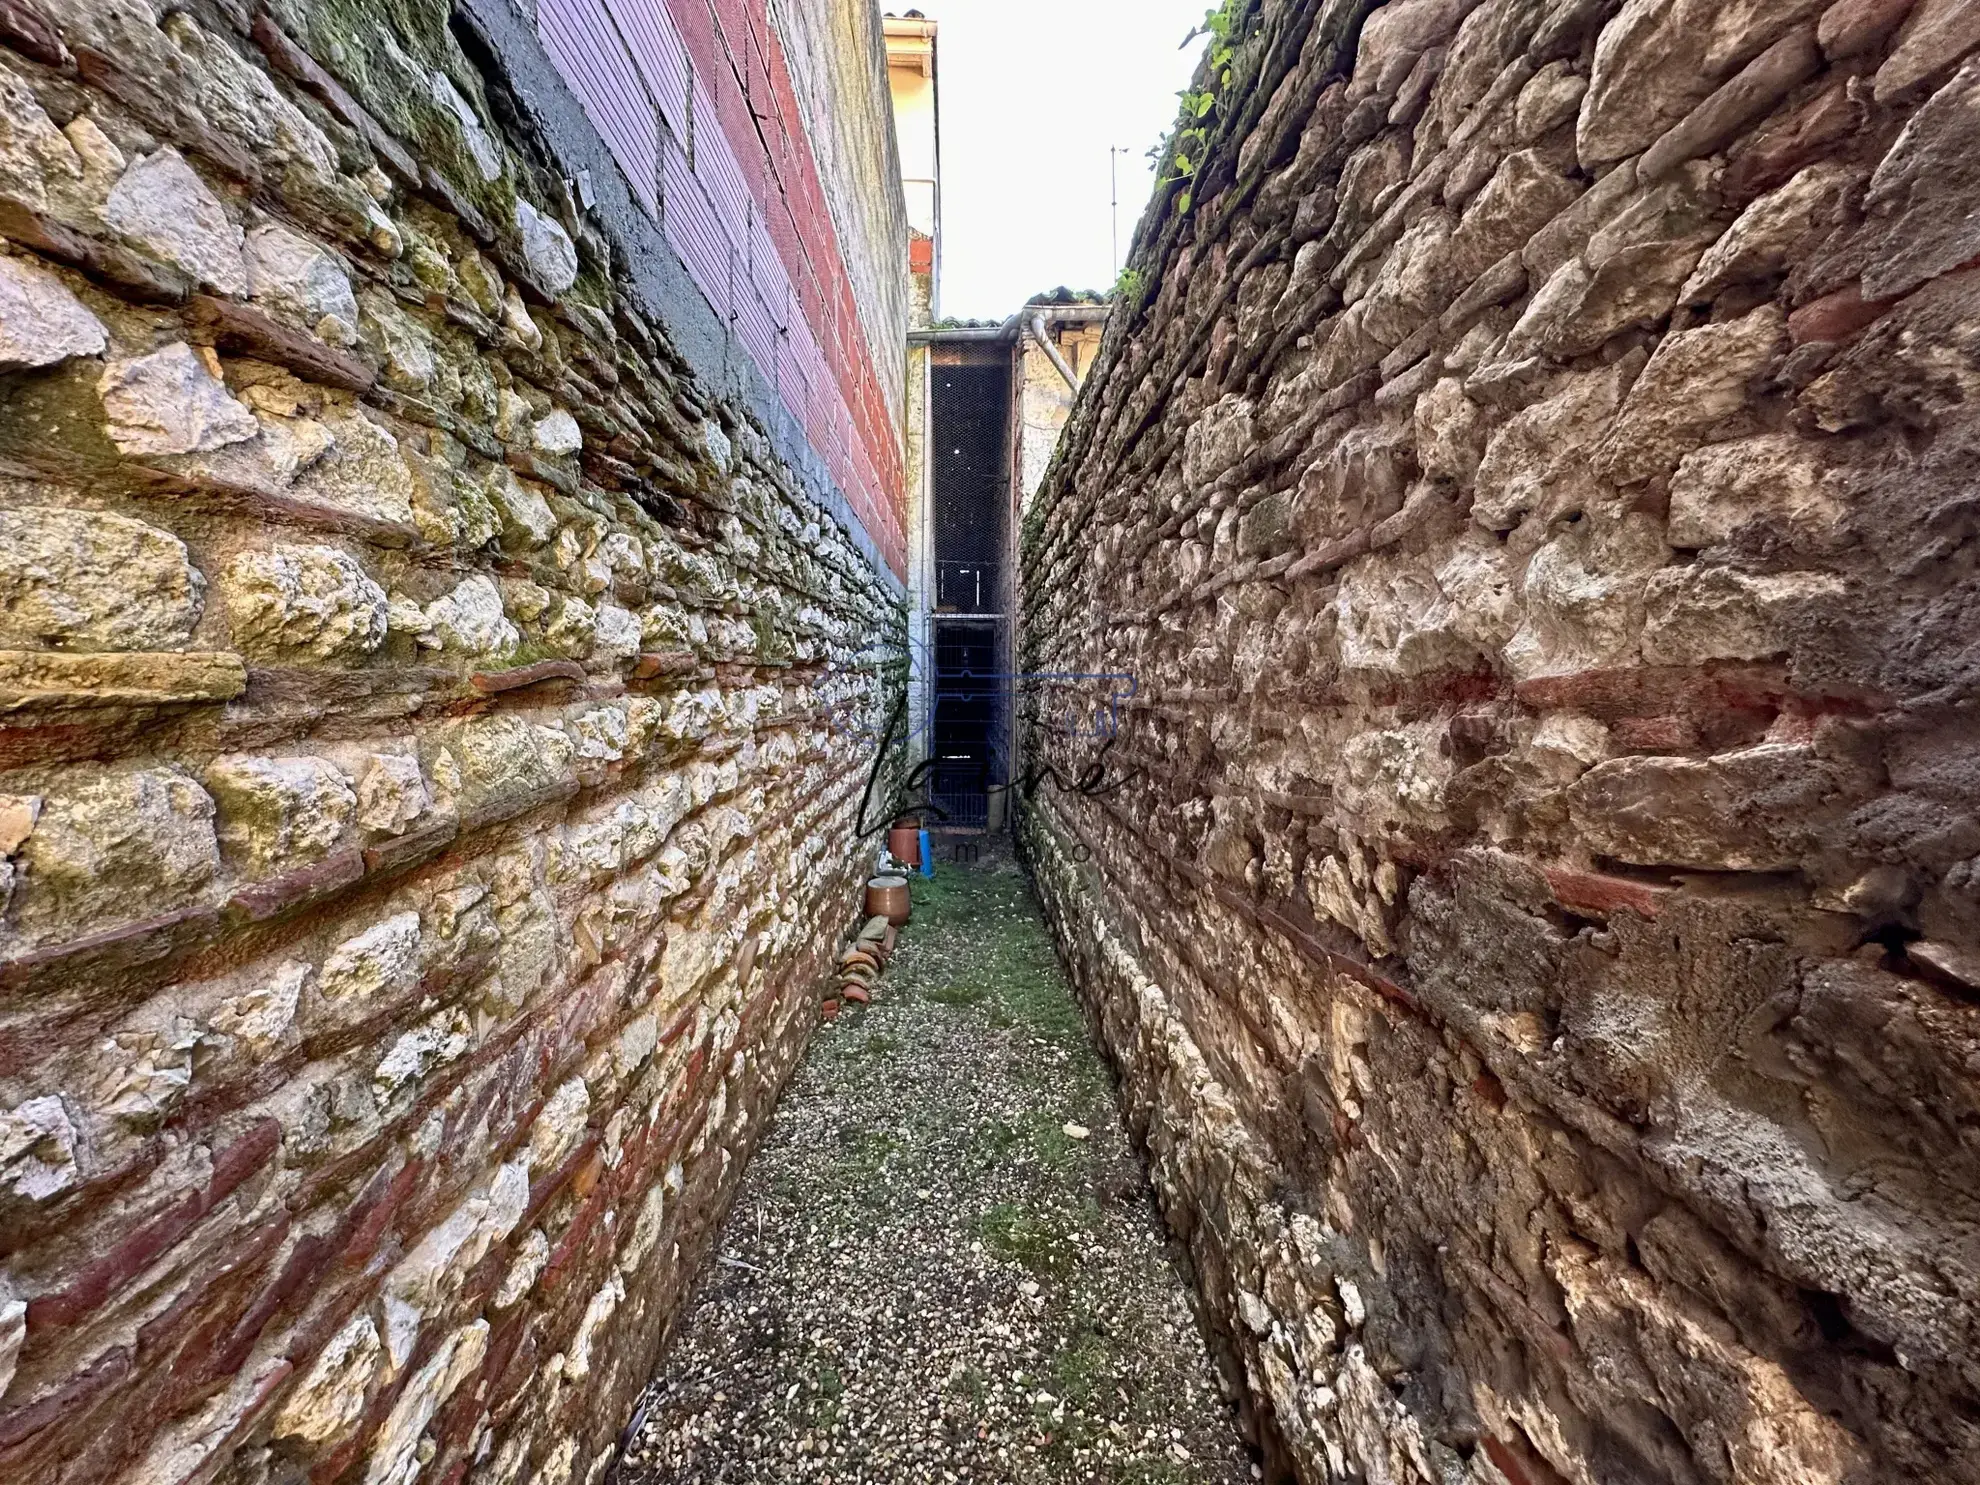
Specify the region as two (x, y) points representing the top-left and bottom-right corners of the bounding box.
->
(0, 0), (905, 1481)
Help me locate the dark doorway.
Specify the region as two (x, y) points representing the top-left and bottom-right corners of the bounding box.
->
(928, 355), (1013, 830)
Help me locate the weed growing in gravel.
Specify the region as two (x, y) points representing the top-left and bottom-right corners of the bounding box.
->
(980, 1200), (1078, 1276)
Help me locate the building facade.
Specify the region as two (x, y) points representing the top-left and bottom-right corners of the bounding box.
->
(539, 0), (909, 571)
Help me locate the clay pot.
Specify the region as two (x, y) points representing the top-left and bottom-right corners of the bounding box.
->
(887, 823), (923, 868)
(865, 875), (911, 926)
(842, 984), (872, 1006)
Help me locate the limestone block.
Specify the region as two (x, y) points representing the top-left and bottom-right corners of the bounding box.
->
(1350, 0), (1472, 97)
(360, 1319), (487, 1485)
(0, 66), (81, 214)
(570, 706), (630, 765)
(533, 408), (582, 455)
(1515, 61), (1587, 143)
(489, 466), (559, 548)
(244, 224), (359, 345)
(205, 754), (356, 871)
(0, 1095), (79, 1202)
(1335, 555), (1482, 677)
(1471, 360), (1633, 531)
(1862, 58), (1980, 299)
(1433, 538), (1521, 653)
(430, 71), (503, 181)
(208, 961), (307, 1052)
(1182, 396), (1256, 489)
(1597, 305), (1786, 484)
(703, 418), (733, 473)
(318, 911), (422, 1003)
(1338, 722), (1452, 831)
(373, 1007), (470, 1099)
(91, 1020), (198, 1126)
(379, 1162), (527, 1364)
(99, 343), (259, 457)
(565, 1272), (624, 1379)
(1684, 163), (1853, 301)
(421, 574), (518, 656)
(1529, 712), (1611, 780)
(1568, 743), (1849, 870)
(517, 199), (578, 295)
(0, 1289), (23, 1402)
(1668, 433), (1845, 547)
(1504, 515), (1670, 680)
(593, 603), (642, 666)
(355, 753), (429, 835)
(530, 1077), (591, 1170)
(1875, 0), (1980, 101)
(13, 766), (217, 937)
(1539, 162), (1724, 350)
(431, 713), (576, 806)
(272, 1313), (380, 1446)
(1578, 0), (1827, 166)
(222, 545), (388, 659)
(291, 407), (417, 528)
(0, 794), (37, 862)
(0, 508), (205, 650)
(363, 295), (436, 392)
(251, 408), (336, 484)
(1641, 565), (1845, 663)
(1579, 0), (1713, 165)
(158, 11), (342, 185)
(1413, 377), (1486, 481)
(495, 1228), (550, 1307)
(0, 256), (106, 371)
(102, 149), (247, 296)
(489, 281), (536, 352)
(613, 1013), (659, 1081)
(1447, 151), (1583, 284)
(545, 594), (597, 657)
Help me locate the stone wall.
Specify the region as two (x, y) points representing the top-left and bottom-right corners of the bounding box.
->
(1020, 1), (1980, 1482)
(0, 2), (903, 1483)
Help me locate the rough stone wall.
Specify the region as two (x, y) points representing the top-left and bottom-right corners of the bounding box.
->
(0, 2), (902, 1483)
(1020, 1), (1980, 1482)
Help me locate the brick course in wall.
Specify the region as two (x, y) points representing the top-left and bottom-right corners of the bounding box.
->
(1021, 0), (1980, 1481)
(0, 1), (903, 1483)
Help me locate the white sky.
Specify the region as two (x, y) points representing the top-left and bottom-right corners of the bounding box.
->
(922, 0), (1214, 320)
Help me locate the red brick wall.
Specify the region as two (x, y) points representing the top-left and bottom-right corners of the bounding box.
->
(537, 0), (905, 572)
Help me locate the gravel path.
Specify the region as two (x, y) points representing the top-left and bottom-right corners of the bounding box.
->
(620, 858), (1256, 1485)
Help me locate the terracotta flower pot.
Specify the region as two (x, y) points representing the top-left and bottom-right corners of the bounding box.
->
(887, 824), (923, 868)
(865, 875), (911, 926)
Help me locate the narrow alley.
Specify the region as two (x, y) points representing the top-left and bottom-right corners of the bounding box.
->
(618, 861), (1254, 1485)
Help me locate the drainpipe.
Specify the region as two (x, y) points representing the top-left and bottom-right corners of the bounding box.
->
(1027, 311), (1082, 393)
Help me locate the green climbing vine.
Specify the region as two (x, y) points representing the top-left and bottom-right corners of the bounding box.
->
(1150, 0), (1244, 217)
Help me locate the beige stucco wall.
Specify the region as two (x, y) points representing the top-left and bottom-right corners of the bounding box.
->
(771, 0), (909, 427)
(1018, 324), (1102, 509)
